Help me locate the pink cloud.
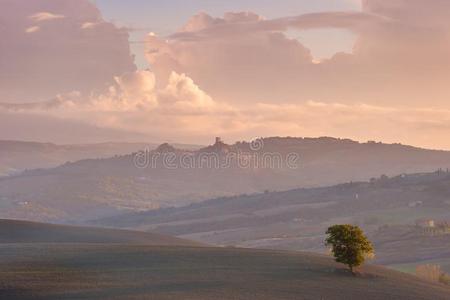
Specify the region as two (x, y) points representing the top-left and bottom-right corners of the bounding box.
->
(0, 0), (136, 103)
(29, 11), (64, 22)
(146, 2), (450, 107)
(2, 0), (450, 149)
(2, 69), (450, 149)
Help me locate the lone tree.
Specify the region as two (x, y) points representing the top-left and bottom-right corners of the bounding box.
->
(325, 225), (374, 274)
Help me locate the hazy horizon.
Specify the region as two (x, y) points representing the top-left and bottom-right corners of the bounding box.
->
(2, 135), (450, 152)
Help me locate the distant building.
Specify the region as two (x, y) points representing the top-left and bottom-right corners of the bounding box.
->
(408, 201), (423, 208)
(416, 219), (435, 228)
(199, 137), (230, 155)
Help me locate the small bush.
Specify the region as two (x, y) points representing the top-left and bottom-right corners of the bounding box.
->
(416, 264), (450, 285)
(416, 264), (442, 282)
(439, 272), (450, 285)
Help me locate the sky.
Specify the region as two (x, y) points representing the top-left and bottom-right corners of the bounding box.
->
(93, 0), (360, 68)
(1, 0), (450, 150)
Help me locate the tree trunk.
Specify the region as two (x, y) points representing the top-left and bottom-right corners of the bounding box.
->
(349, 265), (355, 275)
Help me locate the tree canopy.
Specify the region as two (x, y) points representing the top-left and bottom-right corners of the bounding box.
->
(325, 224), (374, 273)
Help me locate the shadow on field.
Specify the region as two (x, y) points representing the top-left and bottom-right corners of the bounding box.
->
(49, 282), (223, 299)
(0, 288), (41, 300)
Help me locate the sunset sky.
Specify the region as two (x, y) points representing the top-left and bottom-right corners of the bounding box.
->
(1, 0), (450, 149)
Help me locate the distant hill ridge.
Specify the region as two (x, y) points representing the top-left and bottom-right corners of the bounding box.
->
(1, 136), (450, 223)
(0, 140), (201, 176)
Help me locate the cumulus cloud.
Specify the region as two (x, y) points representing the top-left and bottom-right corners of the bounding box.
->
(146, 12), (315, 104)
(2, 69), (450, 149)
(0, 70), (232, 139)
(0, 0), (135, 102)
(146, 1), (450, 106)
(2, 0), (450, 149)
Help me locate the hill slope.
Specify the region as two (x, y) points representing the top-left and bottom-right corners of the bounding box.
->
(0, 245), (448, 300)
(95, 171), (450, 269)
(0, 219), (201, 246)
(2, 137), (450, 222)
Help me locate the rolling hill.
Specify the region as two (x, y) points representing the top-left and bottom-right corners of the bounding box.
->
(1, 137), (450, 223)
(95, 171), (450, 271)
(0, 219), (202, 246)
(0, 244), (449, 299)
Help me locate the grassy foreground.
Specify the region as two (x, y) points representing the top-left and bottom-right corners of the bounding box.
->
(0, 244), (449, 300)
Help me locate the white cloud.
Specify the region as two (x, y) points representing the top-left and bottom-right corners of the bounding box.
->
(146, 12), (314, 104)
(3, 0), (450, 149)
(145, 3), (450, 107)
(0, 70), (228, 130)
(2, 69), (450, 149)
(29, 12), (64, 22)
(25, 26), (40, 33)
(81, 22), (98, 29)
